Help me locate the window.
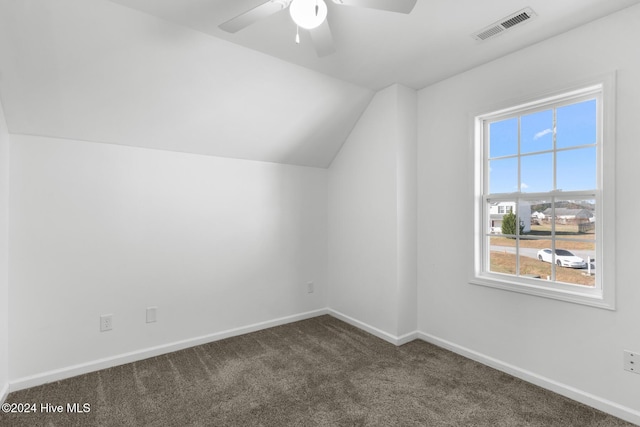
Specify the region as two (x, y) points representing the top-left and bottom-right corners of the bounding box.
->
(497, 205), (513, 214)
(472, 76), (615, 309)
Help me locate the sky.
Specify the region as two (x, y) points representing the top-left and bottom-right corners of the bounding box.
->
(488, 98), (597, 194)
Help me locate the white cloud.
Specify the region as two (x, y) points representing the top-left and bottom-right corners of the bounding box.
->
(520, 183), (529, 190)
(534, 128), (553, 140)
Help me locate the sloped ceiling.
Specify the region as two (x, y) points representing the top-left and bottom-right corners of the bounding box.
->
(0, 0), (639, 167)
(0, 0), (372, 167)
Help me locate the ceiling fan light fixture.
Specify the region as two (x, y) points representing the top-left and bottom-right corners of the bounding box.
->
(289, 0), (327, 30)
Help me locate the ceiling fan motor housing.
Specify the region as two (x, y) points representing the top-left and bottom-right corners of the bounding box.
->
(290, 0), (328, 29)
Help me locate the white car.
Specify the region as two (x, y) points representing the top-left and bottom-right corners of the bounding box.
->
(537, 248), (587, 268)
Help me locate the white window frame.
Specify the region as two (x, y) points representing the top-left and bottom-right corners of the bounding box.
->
(471, 74), (616, 309)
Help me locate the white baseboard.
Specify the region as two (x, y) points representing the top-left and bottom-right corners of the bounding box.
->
(10, 308), (329, 392)
(8, 308), (638, 425)
(397, 330), (420, 346)
(327, 309), (418, 346)
(417, 332), (640, 426)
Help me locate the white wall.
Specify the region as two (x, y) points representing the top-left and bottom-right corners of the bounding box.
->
(8, 135), (327, 383)
(328, 84), (417, 340)
(418, 4), (640, 423)
(0, 99), (9, 402)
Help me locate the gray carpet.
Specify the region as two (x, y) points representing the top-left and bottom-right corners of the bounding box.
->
(1, 315), (634, 426)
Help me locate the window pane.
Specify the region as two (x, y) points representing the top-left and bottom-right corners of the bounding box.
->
(520, 237), (553, 280)
(557, 99), (597, 149)
(557, 147), (596, 191)
(528, 199), (553, 237)
(489, 236), (516, 275)
(552, 198), (596, 240)
(489, 118), (518, 158)
(554, 240), (595, 287)
(521, 153), (552, 192)
(489, 157), (517, 194)
(521, 109), (553, 154)
(487, 200), (517, 235)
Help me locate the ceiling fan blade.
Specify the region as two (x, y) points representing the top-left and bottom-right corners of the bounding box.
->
(332, 0), (417, 14)
(309, 19), (335, 57)
(219, 1), (287, 33)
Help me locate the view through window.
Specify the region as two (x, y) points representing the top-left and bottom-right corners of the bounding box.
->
(473, 81), (613, 307)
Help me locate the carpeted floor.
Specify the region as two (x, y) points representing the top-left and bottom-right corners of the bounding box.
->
(1, 315), (634, 426)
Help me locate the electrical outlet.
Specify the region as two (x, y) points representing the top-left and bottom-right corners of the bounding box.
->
(146, 306), (157, 323)
(307, 281), (314, 294)
(624, 350), (639, 374)
(100, 314), (113, 332)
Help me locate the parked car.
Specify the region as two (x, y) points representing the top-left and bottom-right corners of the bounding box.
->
(536, 248), (587, 268)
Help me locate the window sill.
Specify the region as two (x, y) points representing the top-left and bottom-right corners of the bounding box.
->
(470, 273), (615, 310)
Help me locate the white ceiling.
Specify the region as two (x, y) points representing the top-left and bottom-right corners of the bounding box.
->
(0, 0), (638, 167)
(108, 0), (640, 90)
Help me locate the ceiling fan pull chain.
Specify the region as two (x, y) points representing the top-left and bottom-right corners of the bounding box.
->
(295, 25), (300, 44)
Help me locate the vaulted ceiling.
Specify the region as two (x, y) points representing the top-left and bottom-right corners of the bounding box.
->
(0, 0), (638, 167)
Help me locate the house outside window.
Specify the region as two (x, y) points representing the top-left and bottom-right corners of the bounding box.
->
(490, 202), (522, 234)
(472, 76), (616, 309)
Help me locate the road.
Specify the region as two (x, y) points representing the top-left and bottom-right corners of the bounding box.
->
(490, 245), (596, 272)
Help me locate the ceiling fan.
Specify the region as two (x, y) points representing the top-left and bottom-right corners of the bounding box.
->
(219, 0), (417, 57)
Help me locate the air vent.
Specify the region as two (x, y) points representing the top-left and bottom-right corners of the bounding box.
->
(472, 7), (537, 41)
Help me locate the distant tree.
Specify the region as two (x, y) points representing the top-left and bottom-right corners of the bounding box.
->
(501, 211), (524, 236)
(530, 202), (551, 213)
